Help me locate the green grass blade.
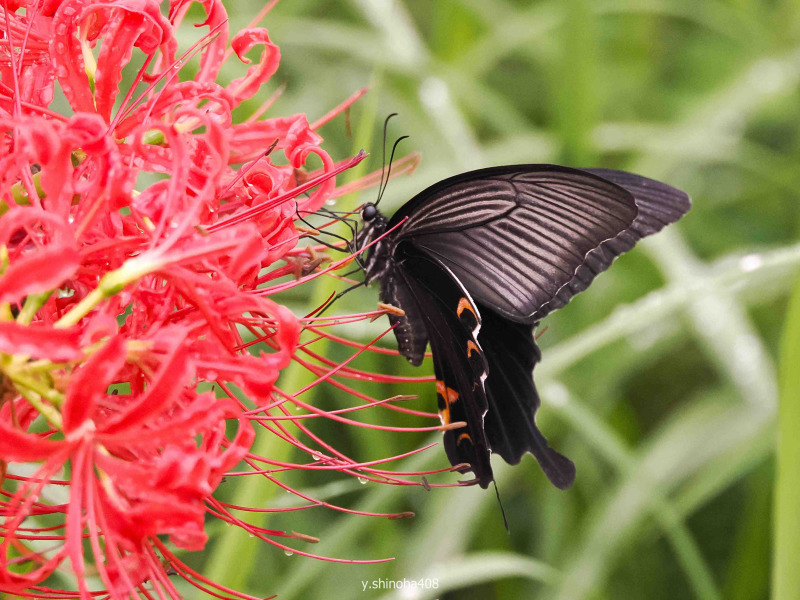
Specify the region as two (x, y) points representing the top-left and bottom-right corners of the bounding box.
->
(772, 273), (800, 600)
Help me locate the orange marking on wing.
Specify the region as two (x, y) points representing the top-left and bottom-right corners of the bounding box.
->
(446, 387), (459, 404)
(467, 340), (480, 357)
(436, 381), (460, 404)
(457, 433), (472, 445)
(456, 297), (476, 320)
(435, 380), (461, 425)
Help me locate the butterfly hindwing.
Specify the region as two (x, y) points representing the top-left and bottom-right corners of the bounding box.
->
(477, 304), (575, 489)
(389, 241), (494, 488)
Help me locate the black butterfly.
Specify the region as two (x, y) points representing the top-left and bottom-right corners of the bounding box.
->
(355, 165), (690, 489)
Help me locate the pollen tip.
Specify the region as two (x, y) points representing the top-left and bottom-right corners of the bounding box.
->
(450, 463), (472, 474)
(377, 302), (405, 316)
(441, 420), (467, 431)
(388, 511), (415, 520)
(387, 394), (418, 402)
(291, 531), (320, 544)
(296, 225), (321, 236)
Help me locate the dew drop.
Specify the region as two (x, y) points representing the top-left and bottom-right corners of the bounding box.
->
(740, 253), (763, 272)
(284, 550), (294, 557)
(358, 477), (368, 485)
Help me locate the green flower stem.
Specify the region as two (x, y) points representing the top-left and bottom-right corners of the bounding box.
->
(18, 291), (53, 325)
(7, 370), (62, 404)
(0, 303), (13, 321)
(12, 383), (63, 430)
(772, 273), (800, 600)
(55, 257), (158, 328)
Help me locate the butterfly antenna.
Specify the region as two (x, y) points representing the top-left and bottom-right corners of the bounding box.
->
(374, 113), (401, 208)
(375, 135), (409, 208)
(493, 481), (510, 533)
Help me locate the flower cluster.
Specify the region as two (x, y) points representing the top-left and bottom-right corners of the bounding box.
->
(0, 0), (443, 597)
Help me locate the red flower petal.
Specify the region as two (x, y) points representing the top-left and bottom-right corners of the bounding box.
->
(63, 335), (127, 433)
(0, 321), (82, 361)
(102, 334), (191, 434)
(227, 28), (280, 103)
(0, 246), (81, 305)
(50, 0), (96, 114)
(0, 421), (67, 461)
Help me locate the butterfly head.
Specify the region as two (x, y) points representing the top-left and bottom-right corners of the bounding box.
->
(361, 202), (379, 222)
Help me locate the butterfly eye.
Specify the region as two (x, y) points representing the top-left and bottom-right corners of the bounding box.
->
(362, 203), (378, 221)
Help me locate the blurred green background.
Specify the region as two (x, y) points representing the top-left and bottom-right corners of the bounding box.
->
(198, 1), (800, 599)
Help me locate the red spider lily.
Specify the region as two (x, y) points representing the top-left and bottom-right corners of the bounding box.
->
(0, 0), (443, 598)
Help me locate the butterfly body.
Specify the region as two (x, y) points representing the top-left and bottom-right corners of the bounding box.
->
(357, 164), (690, 489)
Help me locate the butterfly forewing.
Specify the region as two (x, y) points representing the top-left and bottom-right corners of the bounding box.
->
(390, 241), (494, 488)
(390, 165), (639, 322)
(530, 168), (692, 320)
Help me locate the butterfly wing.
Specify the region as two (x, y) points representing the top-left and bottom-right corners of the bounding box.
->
(530, 168), (692, 320)
(387, 241), (494, 488)
(376, 165), (689, 488)
(477, 304), (575, 489)
(388, 165), (688, 323)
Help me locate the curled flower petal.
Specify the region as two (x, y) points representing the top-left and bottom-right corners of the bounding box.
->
(172, 0), (229, 84)
(227, 28), (280, 103)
